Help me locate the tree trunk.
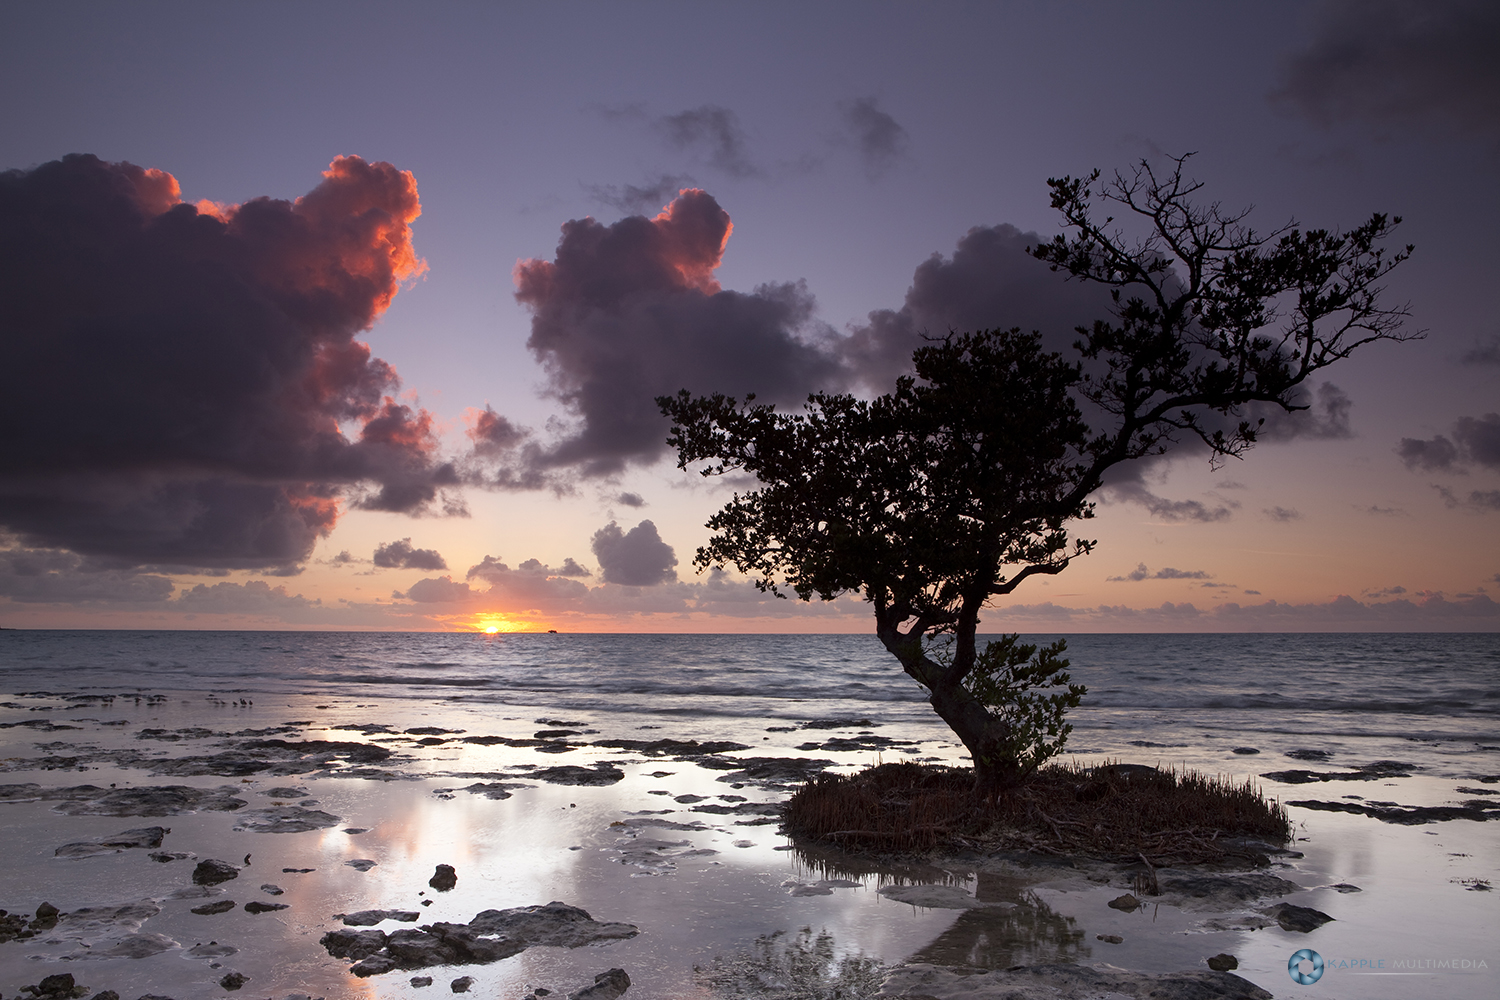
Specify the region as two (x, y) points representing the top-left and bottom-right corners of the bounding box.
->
(874, 610), (1024, 794)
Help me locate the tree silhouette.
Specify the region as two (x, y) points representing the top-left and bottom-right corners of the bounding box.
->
(661, 155), (1416, 791)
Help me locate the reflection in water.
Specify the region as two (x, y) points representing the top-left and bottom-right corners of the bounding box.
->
(696, 926), (887, 1000)
(910, 889), (1089, 969)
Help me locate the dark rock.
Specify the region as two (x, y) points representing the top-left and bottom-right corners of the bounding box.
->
(1161, 875), (1301, 906)
(429, 864), (457, 891)
(349, 954), (400, 976)
(1263, 759), (1417, 784)
(243, 901), (288, 914)
(1266, 903), (1335, 932)
(1231, 747), (1260, 755)
(193, 859), (240, 885)
(460, 782), (517, 800)
(338, 909), (421, 925)
(218, 971), (248, 990)
(1289, 797), (1500, 824)
(344, 859), (378, 871)
(258, 786), (307, 797)
(320, 928), (388, 960)
(1207, 953), (1239, 971)
(184, 942), (238, 959)
(34, 973), (77, 996)
(232, 806), (342, 833)
(536, 729), (581, 739)
(282, 867), (315, 873)
(32, 901), (61, 929)
(55, 825), (169, 858)
(190, 900), (236, 915)
(593, 738), (749, 756)
(260, 884), (283, 895)
(1096, 934), (1123, 943)
(450, 977), (475, 993)
(1107, 893), (1140, 912)
(411, 978), (433, 988)
(1286, 748), (1333, 761)
(532, 765), (624, 786)
(344, 827), (368, 834)
(148, 851), (193, 863)
(41, 784), (247, 817)
(86, 992), (120, 1000)
(802, 718), (875, 729)
(570, 968), (630, 1000)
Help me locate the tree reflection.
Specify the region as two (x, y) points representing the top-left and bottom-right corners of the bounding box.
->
(695, 926), (886, 1000)
(908, 889), (1088, 969)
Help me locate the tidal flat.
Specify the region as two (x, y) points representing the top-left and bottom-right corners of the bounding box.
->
(1, 680), (1495, 1000)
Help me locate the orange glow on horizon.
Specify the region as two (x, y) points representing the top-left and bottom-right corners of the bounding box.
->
(459, 612), (550, 634)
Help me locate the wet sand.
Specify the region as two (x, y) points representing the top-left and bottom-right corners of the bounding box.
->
(1, 687), (1494, 999)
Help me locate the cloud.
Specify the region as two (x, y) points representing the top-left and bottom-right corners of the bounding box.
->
(585, 174), (697, 215)
(373, 538), (448, 571)
(1256, 383), (1353, 441)
(615, 492), (646, 508)
(838, 97), (911, 178)
(0, 546), (174, 604)
(0, 154), (459, 571)
(658, 106), (759, 177)
(1358, 503), (1409, 516)
(512, 189), (843, 474)
(1107, 563), (1212, 582)
(399, 575), (475, 603)
(590, 520), (677, 586)
(1399, 412), (1500, 471)
(1101, 477), (1235, 523)
(1460, 333), (1500, 366)
(1264, 506), (1303, 522)
(990, 591), (1500, 629)
(839, 223), (1114, 393)
(1272, 0), (1500, 141)
(174, 579), (321, 613)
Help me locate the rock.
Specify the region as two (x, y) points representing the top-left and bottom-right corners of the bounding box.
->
(232, 806), (343, 833)
(33, 901), (61, 929)
(243, 901), (289, 914)
(1231, 747), (1260, 755)
(1096, 934), (1123, 943)
(873, 962), (1273, 999)
(1286, 798), (1500, 824)
(1329, 883), (1362, 892)
(344, 827), (368, 834)
(193, 859), (241, 885)
(325, 902), (637, 975)
(86, 992), (120, 1000)
(97, 931), (176, 958)
(190, 900), (237, 915)
(1107, 893), (1140, 912)
(450, 977), (475, 993)
(320, 928), (389, 960)
(43, 784), (248, 816)
(1159, 875), (1301, 910)
(148, 851), (194, 863)
(570, 969), (630, 1000)
(411, 977), (433, 988)
(532, 765), (624, 786)
(55, 825), (170, 858)
(185, 942), (239, 960)
(429, 864), (457, 891)
(344, 859), (378, 871)
(877, 884), (1000, 909)
(282, 867), (315, 873)
(1266, 902), (1334, 933)
(219, 971), (249, 990)
(1207, 953), (1239, 971)
(259, 786), (308, 797)
(33, 973), (78, 996)
(338, 909), (421, 926)
(260, 884), (284, 895)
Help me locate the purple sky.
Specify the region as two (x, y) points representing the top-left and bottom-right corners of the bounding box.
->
(1, 1), (1496, 631)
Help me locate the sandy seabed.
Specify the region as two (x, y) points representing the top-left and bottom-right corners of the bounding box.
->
(0, 687), (1495, 1000)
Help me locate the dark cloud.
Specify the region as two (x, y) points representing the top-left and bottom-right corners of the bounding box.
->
(1256, 383), (1353, 440)
(1273, 0), (1500, 140)
(1264, 506), (1303, 522)
(174, 580), (321, 613)
(585, 174), (697, 215)
(1101, 478), (1235, 523)
(400, 575), (474, 603)
(1107, 563), (1213, 582)
(1358, 504), (1409, 516)
(615, 492), (646, 508)
(513, 189), (842, 474)
(461, 555), (594, 607)
(0, 154), (458, 570)
(373, 538), (448, 571)
(658, 106), (759, 177)
(1434, 485), (1500, 510)
(1399, 412), (1500, 472)
(590, 520), (677, 586)
(0, 546), (173, 604)
(839, 97), (911, 178)
(838, 223), (1115, 393)
(1460, 333), (1500, 366)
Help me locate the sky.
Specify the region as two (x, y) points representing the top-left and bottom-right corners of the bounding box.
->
(1, 0), (1497, 633)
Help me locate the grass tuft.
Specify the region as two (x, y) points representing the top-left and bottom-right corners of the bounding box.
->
(782, 760), (1290, 863)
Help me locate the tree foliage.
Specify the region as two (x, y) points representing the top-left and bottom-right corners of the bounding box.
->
(660, 155), (1415, 790)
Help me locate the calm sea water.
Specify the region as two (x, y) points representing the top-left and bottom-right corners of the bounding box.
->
(2, 630), (1496, 776)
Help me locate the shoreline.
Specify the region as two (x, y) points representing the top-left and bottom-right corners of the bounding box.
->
(0, 684), (1495, 999)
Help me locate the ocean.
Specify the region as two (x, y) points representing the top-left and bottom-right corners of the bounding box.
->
(0, 630), (1495, 998)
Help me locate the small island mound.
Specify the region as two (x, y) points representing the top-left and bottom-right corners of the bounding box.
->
(783, 761), (1291, 865)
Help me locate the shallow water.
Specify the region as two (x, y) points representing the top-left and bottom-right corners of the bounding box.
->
(0, 631), (1496, 998)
